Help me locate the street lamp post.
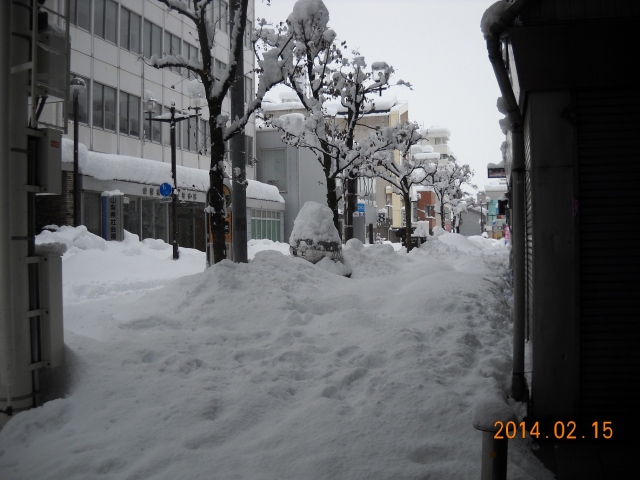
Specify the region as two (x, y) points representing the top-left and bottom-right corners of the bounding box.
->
(148, 100), (200, 260)
(480, 195), (491, 235)
(143, 90), (158, 143)
(70, 77), (86, 227)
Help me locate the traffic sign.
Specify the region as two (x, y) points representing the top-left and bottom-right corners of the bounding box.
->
(159, 182), (172, 197)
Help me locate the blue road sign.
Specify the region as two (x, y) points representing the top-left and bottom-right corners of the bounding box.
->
(159, 182), (173, 197)
(357, 202), (365, 213)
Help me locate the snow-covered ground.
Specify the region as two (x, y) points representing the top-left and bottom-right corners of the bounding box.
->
(0, 227), (552, 479)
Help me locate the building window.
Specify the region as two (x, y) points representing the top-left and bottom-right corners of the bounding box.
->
(183, 43), (200, 78)
(119, 92), (140, 137)
(214, 59), (227, 81)
(94, 0), (118, 44)
(68, 74), (90, 124)
(164, 31), (182, 74)
(143, 20), (162, 59)
(183, 115), (199, 152)
(141, 199), (167, 242)
(244, 20), (252, 48)
(145, 103), (162, 143)
(69, 0), (90, 31)
(245, 76), (253, 103)
(120, 7), (141, 54)
(245, 135), (253, 165)
(198, 119), (210, 155)
(84, 192), (102, 236)
(260, 148), (286, 192)
(213, 0), (229, 34)
(251, 209), (281, 242)
(93, 82), (116, 131)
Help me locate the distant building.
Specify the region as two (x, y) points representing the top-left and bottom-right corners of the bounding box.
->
(418, 126), (455, 231)
(258, 90), (409, 242)
(36, 0), (269, 249)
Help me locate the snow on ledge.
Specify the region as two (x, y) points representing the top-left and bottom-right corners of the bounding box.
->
(62, 138), (283, 203)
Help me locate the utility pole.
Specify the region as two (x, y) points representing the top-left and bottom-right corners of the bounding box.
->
(149, 102), (200, 260)
(230, 0), (247, 263)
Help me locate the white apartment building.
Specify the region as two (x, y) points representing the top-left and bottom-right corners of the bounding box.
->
(36, 0), (284, 250)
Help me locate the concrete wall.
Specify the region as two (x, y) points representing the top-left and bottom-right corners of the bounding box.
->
(528, 90), (579, 418)
(256, 130), (327, 242)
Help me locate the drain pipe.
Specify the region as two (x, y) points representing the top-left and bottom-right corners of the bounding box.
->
(484, 0), (531, 402)
(0, 0), (16, 418)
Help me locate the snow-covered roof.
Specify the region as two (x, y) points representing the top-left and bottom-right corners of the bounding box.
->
(262, 90), (406, 117)
(61, 138), (284, 203)
(425, 125), (451, 135)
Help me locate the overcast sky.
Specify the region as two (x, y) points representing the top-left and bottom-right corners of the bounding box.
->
(254, 0), (504, 192)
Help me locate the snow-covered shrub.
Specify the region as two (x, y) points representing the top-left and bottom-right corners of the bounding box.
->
(289, 201), (341, 263)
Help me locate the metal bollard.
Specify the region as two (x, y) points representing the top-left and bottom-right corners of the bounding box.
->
(472, 399), (515, 480)
(475, 424), (508, 480)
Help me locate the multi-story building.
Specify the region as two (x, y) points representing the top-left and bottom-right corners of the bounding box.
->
(415, 126), (454, 231)
(36, 0), (284, 249)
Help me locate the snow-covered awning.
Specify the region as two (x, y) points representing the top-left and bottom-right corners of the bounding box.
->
(61, 138), (284, 203)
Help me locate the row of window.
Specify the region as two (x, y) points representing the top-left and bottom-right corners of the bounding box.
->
(250, 209), (282, 242)
(70, 74), (254, 161)
(69, 0), (253, 80)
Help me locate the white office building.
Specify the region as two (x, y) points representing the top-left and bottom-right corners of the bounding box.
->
(36, 0), (283, 250)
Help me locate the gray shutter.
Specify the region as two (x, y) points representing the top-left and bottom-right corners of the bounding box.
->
(577, 89), (640, 436)
(524, 111), (533, 341)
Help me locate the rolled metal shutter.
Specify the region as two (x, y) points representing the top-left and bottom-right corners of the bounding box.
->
(524, 112), (533, 341)
(577, 89), (640, 437)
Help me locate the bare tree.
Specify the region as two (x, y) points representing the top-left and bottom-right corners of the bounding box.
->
(363, 122), (434, 251)
(259, 0), (408, 239)
(430, 157), (476, 230)
(150, 0), (285, 264)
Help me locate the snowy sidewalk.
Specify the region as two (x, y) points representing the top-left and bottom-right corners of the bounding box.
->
(0, 229), (554, 479)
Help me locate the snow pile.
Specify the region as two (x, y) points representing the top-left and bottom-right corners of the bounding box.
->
(436, 232), (486, 253)
(37, 227), (205, 305)
(0, 226), (551, 480)
(247, 238), (291, 259)
(289, 201), (341, 247)
(480, 1), (510, 37)
(37, 225), (108, 253)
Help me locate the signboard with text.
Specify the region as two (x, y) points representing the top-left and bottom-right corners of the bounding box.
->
(101, 192), (124, 241)
(488, 167), (506, 178)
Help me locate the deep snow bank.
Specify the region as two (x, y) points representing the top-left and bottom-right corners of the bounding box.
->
(0, 228), (550, 480)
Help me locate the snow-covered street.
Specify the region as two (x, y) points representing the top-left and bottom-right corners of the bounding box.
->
(0, 228), (552, 479)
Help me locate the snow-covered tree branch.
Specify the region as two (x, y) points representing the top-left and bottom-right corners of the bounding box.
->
(361, 122), (435, 251)
(150, 0), (285, 264)
(258, 0), (410, 239)
(429, 156), (476, 230)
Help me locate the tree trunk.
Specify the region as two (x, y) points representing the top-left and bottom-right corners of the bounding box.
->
(322, 150), (342, 239)
(440, 198), (446, 229)
(344, 171), (357, 242)
(403, 190), (413, 252)
(209, 123), (227, 265)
